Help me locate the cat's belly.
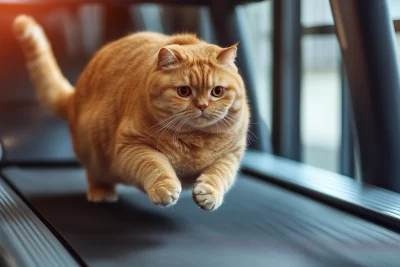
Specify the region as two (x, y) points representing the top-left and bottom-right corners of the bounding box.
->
(171, 160), (208, 187)
(155, 132), (239, 187)
(165, 148), (224, 186)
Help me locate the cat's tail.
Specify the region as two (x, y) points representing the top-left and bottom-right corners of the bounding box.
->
(12, 15), (74, 120)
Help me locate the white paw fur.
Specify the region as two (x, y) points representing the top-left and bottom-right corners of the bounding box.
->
(193, 180), (222, 211)
(147, 180), (182, 207)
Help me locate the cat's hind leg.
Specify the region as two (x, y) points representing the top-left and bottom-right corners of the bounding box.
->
(86, 172), (118, 203)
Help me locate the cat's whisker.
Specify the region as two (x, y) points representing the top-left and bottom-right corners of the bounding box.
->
(153, 116), (180, 135)
(216, 121), (222, 134)
(179, 117), (190, 137)
(146, 115), (175, 130)
(147, 115), (179, 134)
(152, 118), (178, 135)
(158, 119), (180, 139)
(225, 114), (239, 123)
(222, 121), (232, 132)
(216, 120), (227, 134)
(156, 125), (175, 150)
(174, 118), (189, 144)
(247, 130), (259, 140)
(169, 112), (191, 140)
(216, 118), (233, 134)
(226, 112), (239, 118)
(172, 120), (183, 144)
(156, 116), (182, 149)
(222, 118), (232, 128)
(246, 131), (256, 144)
(223, 123), (232, 134)
(224, 113), (257, 143)
(225, 116), (236, 123)
(160, 112), (190, 146)
(146, 110), (188, 133)
(179, 119), (189, 138)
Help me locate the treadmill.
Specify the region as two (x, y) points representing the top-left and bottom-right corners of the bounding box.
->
(1, 0), (400, 266)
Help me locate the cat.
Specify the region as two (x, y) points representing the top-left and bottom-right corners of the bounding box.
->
(12, 14), (250, 211)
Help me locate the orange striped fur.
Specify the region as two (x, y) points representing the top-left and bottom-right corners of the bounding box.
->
(13, 15), (249, 211)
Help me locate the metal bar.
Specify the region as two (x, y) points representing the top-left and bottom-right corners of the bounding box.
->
(242, 151), (400, 234)
(272, 0), (301, 161)
(303, 25), (335, 35)
(103, 6), (132, 43)
(330, 0), (400, 192)
(0, 0), (265, 7)
(198, 7), (215, 43)
(0, 178), (84, 266)
(394, 19), (400, 32)
(339, 62), (355, 177)
(303, 19), (400, 36)
(130, 5), (165, 33)
(162, 6), (200, 35)
(210, 1), (271, 152)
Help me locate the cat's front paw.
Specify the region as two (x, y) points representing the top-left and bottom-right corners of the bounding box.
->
(147, 179), (181, 207)
(193, 175), (223, 211)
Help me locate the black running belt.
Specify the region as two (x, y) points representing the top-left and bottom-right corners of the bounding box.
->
(0, 103), (75, 164)
(3, 167), (400, 267)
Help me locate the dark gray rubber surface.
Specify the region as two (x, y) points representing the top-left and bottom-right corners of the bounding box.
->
(0, 103), (75, 163)
(3, 167), (400, 267)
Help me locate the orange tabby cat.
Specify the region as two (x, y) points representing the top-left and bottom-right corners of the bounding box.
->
(13, 14), (249, 211)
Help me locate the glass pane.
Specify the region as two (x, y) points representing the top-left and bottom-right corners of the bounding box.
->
(244, 1), (273, 128)
(391, 0), (400, 61)
(389, 0), (400, 20)
(302, 0), (334, 27)
(301, 27), (341, 171)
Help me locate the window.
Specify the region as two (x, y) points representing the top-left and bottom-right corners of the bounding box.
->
(389, 1), (400, 62)
(244, 1), (273, 127)
(301, 0), (341, 172)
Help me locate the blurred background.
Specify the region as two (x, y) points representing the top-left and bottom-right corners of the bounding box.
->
(1, 0), (400, 173)
(246, 0), (400, 173)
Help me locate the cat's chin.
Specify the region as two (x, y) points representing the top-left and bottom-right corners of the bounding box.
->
(190, 122), (211, 128)
(188, 119), (222, 131)
(190, 115), (217, 128)
(195, 116), (209, 122)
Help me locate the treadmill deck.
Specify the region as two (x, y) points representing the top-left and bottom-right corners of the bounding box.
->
(2, 167), (400, 267)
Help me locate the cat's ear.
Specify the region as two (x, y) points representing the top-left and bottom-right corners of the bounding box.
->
(217, 43), (238, 66)
(158, 47), (179, 69)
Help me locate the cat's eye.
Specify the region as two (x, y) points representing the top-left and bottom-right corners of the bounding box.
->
(177, 86), (192, 97)
(211, 86), (225, 97)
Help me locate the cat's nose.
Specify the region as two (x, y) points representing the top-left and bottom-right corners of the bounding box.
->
(197, 104), (208, 111)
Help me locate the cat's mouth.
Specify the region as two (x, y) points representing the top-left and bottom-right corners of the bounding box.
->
(195, 113), (209, 119)
(191, 113), (217, 127)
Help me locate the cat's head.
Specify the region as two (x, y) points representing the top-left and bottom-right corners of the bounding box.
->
(147, 42), (246, 133)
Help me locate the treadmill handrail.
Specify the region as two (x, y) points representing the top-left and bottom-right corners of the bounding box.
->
(243, 150), (400, 233)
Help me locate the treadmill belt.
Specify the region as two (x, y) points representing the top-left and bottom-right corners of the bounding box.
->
(0, 103), (75, 163)
(2, 167), (400, 267)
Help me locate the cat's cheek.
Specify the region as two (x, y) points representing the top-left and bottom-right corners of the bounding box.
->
(231, 100), (241, 111)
